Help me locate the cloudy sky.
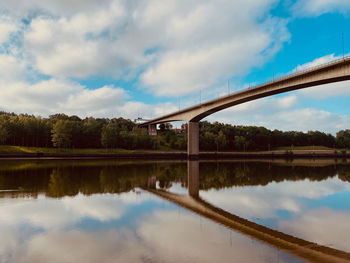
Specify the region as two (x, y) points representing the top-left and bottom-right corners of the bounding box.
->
(0, 0), (350, 133)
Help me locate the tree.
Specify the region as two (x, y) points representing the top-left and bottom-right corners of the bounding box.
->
(0, 115), (9, 144)
(51, 120), (73, 148)
(234, 136), (248, 151)
(216, 131), (227, 150)
(101, 122), (119, 148)
(336, 130), (350, 148)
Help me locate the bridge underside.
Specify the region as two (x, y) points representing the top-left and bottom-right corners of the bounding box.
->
(140, 58), (350, 158)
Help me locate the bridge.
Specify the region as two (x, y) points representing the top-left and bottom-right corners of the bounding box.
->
(144, 160), (350, 263)
(139, 56), (350, 158)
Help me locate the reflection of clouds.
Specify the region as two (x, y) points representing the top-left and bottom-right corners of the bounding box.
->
(138, 211), (297, 263)
(0, 194), (125, 229)
(0, 190), (161, 262)
(164, 182), (188, 195)
(279, 208), (350, 252)
(9, 230), (150, 263)
(200, 177), (350, 219)
(0, 191), (159, 230)
(0, 226), (18, 262)
(5, 210), (299, 263)
(271, 178), (350, 199)
(116, 188), (161, 204)
(62, 193), (125, 222)
(201, 186), (301, 218)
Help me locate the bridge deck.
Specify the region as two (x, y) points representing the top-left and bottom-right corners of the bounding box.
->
(140, 56), (350, 126)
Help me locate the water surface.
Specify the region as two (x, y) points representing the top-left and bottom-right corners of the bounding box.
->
(1, 159), (350, 263)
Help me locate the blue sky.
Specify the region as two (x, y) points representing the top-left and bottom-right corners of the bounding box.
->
(0, 0), (350, 133)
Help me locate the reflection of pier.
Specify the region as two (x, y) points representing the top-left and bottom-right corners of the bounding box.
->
(144, 160), (350, 263)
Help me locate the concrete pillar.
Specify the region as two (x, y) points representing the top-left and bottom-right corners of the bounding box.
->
(188, 121), (199, 158)
(148, 124), (157, 136)
(188, 160), (199, 197)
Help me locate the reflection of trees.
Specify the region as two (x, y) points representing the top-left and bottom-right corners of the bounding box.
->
(1, 162), (350, 198)
(157, 163), (350, 190)
(197, 163), (346, 190)
(99, 166), (151, 193)
(48, 169), (79, 197)
(338, 166), (350, 182)
(0, 167), (51, 195)
(155, 164), (187, 190)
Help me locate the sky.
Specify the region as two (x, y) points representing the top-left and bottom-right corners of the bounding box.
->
(0, 0), (350, 134)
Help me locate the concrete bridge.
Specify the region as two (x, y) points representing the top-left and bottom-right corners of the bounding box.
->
(140, 56), (350, 158)
(144, 160), (350, 263)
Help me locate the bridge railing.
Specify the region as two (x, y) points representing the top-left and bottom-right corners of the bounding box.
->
(245, 54), (350, 91)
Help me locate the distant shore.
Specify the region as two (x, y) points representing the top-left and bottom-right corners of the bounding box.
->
(0, 149), (349, 160)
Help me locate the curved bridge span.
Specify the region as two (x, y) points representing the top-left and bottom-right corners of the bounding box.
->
(140, 57), (350, 157)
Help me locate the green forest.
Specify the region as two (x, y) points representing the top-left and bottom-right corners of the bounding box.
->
(0, 111), (349, 151)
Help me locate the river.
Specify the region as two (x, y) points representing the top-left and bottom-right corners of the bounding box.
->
(0, 159), (350, 263)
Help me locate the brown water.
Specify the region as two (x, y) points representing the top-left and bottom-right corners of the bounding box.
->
(0, 159), (350, 263)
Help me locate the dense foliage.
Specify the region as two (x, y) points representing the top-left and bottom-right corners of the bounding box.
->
(0, 111), (349, 150)
(199, 121), (348, 151)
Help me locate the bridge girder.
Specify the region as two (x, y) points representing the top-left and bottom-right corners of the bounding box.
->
(140, 57), (350, 127)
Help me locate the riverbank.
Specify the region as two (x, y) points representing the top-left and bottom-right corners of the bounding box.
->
(0, 149), (349, 160)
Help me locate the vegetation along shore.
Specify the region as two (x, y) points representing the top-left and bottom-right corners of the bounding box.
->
(0, 112), (349, 158)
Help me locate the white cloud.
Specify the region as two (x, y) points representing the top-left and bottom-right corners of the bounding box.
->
(60, 85), (128, 114)
(210, 104), (350, 134)
(0, 0), (112, 16)
(0, 54), (26, 81)
(141, 36), (269, 97)
(299, 80), (350, 99)
(292, 0), (350, 17)
(0, 75), (176, 119)
(139, 0), (289, 97)
(23, 9), (147, 79)
(277, 95), (298, 108)
(0, 19), (17, 44)
(1, 0), (289, 98)
(293, 54), (339, 72)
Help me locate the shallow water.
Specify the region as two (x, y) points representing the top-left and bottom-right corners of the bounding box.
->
(0, 159), (349, 263)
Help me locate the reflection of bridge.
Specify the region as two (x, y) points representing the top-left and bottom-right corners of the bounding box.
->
(144, 160), (350, 263)
(140, 57), (350, 158)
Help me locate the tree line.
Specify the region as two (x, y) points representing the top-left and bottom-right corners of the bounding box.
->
(0, 112), (156, 149)
(199, 121), (350, 151)
(0, 111), (349, 150)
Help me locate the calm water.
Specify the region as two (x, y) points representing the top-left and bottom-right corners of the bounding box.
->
(1, 159), (350, 263)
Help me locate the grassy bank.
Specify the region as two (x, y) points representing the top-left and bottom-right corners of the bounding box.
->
(0, 145), (158, 154)
(0, 145), (349, 155)
(274, 146), (334, 151)
(275, 146), (350, 152)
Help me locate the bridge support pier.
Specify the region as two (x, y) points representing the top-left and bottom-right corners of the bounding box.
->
(188, 121), (199, 159)
(188, 160), (199, 197)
